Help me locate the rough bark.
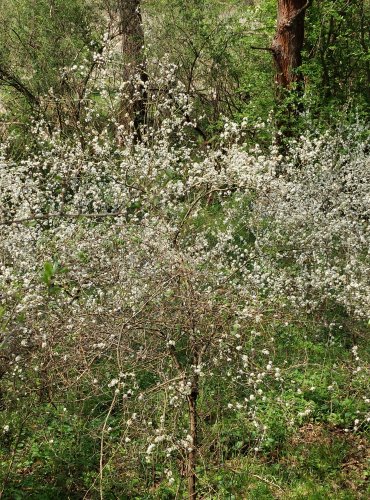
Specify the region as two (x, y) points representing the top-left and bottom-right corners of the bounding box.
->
(118, 0), (147, 138)
(271, 0), (309, 92)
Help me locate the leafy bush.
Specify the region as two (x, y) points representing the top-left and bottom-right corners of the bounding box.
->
(0, 77), (369, 496)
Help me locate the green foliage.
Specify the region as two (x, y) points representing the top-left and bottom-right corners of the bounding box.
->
(0, 1), (369, 498)
(0, 0), (104, 153)
(0, 0), (102, 93)
(303, 0), (370, 119)
(1, 317), (368, 497)
(0, 404), (100, 498)
(146, 0), (275, 135)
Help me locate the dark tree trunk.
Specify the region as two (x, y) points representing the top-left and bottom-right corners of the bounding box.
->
(187, 380), (198, 500)
(118, 0), (147, 139)
(272, 0), (309, 92)
(0, 66), (39, 106)
(271, 0), (310, 145)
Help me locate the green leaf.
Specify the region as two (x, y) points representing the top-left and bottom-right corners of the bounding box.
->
(42, 260), (54, 285)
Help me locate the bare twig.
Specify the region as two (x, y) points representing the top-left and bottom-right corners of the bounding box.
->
(1, 211), (127, 226)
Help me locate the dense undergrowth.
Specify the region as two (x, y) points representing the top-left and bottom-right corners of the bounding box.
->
(0, 86), (369, 497)
(1, 332), (369, 499)
(0, 1), (369, 496)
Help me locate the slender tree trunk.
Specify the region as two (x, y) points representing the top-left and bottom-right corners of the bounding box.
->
(187, 379), (198, 500)
(118, 0), (147, 138)
(272, 0), (309, 92)
(0, 368), (5, 411)
(0, 66), (39, 106)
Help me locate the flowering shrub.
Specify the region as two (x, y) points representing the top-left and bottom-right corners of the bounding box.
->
(0, 80), (369, 496)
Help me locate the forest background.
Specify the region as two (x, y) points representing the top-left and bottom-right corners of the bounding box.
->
(0, 1), (369, 498)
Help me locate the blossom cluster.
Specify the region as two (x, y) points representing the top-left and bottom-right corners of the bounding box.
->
(0, 71), (368, 492)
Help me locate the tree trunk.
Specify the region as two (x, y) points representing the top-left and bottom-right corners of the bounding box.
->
(271, 0), (310, 144)
(271, 0), (309, 100)
(187, 380), (198, 499)
(118, 0), (147, 139)
(272, 0), (309, 92)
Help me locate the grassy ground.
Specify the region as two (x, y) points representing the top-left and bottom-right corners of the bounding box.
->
(1, 318), (369, 499)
